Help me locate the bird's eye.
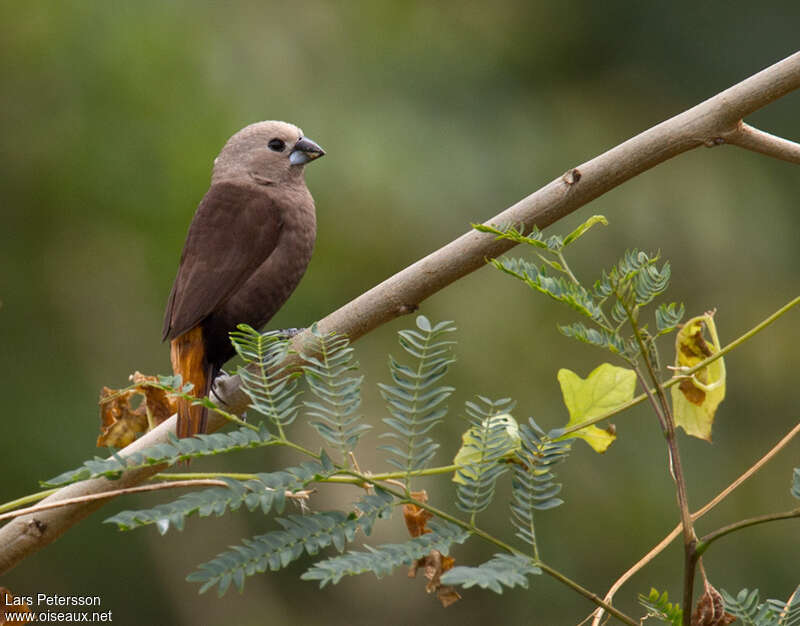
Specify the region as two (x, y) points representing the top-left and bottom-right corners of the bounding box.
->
(268, 138), (286, 152)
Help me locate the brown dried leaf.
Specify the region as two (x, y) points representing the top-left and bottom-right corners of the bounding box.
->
(402, 491), (461, 606)
(97, 386), (148, 448)
(130, 372), (174, 426)
(0, 587), (34, 624)
(97, 372), (176, 447)
(691, 583), (736, 626)
(403, 490), (433, 538)
(408, 549), (461, 607)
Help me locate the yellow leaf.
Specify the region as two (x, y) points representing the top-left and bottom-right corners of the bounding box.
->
(557, 363), (635, 452)
(671, 312), (725, 441)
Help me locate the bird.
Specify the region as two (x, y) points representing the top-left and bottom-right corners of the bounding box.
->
(162, 121), (325, 438)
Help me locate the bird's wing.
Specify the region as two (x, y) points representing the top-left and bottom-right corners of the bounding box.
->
(162, 182), (282, 341)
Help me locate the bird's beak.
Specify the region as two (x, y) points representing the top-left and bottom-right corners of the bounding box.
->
(289, 137), (325, 165)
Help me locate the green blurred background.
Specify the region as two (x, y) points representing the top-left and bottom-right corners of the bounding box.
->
(2, 2), (798, 624)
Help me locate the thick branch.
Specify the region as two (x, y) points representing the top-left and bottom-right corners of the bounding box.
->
(1, 51), (798, 575)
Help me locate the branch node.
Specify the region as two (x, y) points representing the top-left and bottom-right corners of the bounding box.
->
(704, 137), (726, 148)
(561, 168), (582, 185)
(26, 519), (46, 537)
(397, 303), (418, 315)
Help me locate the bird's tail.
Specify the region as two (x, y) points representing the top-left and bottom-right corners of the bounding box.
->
(170, 326), (211, 438)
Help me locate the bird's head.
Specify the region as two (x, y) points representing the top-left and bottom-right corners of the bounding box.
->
(211, 120), (325, 186)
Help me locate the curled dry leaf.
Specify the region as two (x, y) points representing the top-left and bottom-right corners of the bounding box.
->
(403, 490), (461, 607)
(408, 549), (461, 607)
(403, 491), (433, 538)
(671, 312), (726, 441)
(691, 583), (736, 626)
(97, 372), (176, 448)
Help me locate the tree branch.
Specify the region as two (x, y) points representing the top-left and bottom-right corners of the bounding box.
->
(722, 121), (800, 164)
(1, 51), (798, 575)
(697, 508), (800, 553)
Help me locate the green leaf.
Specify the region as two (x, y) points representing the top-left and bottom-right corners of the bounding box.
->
(792, 468), (800, 501)
(301, 520), (469, 587)
(556, 363), (636, 452)
(43, 426), (274, 487)
(452, 413), (520, 484)
(472, 222), (550, 250)
(509, 418), (571, 548)
(562, 214), (608, 247)
(188, 511), (363, 597)
(230, 325), (300, 429)
(721, 588), (780, 626)
(441, 554), (541, 593)
(670, 313), (726, 441)
(452, 398), (515, 516)
(638, 588), (682, 626)
(103, 460), (332, 532)
(378, 317), (456, 481)
(301, 325), (369, 463)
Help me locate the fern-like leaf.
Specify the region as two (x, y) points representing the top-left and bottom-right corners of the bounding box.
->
(491, 257), (605, 323)
(473, 222), (551, 250)
(188, 511), (359, 596)
(301, 324), (369, 463)
(767, 585), (800, 626)
(656, 301), (685, 335)
(510, 419), (571, 551)
(638, 588), (682, 625)
(230, 325), (301, 429)
(186, 489), (394, 596)
(378, 315), (456, 482)
(441, 553), (541, 594)
(43, 426), (275, 487)
(104, 459), (334, 533)
(454, 397), (514, 516)
(722, 588), (777, 626)
(301, 520), (469, 586)
(558, 321), (624, 354)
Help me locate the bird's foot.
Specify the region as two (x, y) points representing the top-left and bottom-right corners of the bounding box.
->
(278, 327), (305, 339)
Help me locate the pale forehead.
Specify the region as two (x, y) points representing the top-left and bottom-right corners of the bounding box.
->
(231, 121), (303, 144)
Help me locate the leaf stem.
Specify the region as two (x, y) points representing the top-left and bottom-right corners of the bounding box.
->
(622, 296), (696, 626)
(0, 488), (60, 514)
(696, 508), (800, 555)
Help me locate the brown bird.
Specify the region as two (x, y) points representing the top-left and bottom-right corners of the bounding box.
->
(162, 121), (325, 438)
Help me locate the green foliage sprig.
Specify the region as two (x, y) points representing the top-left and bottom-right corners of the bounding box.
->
(301, 520), (469, 586)
(301, 324), (370, 464)
(230, 325), (301, 433)
(453, 397), (515, 519)
(441, 553), (542, 593)
(721, 586), (800, 626)
(638, 588), (682, 626)
(510, 418), (570, 558)
(104, 458), (334, 533)
(378, 317), (456, 486)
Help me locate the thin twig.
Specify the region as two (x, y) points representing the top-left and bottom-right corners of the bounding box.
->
(722, 121), (800, 164)
(590, 419), (800, 626)
(697, 508), (800, 553)
(0, 480), (313, 523)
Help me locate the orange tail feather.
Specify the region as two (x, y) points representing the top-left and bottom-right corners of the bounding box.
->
(170, 326), (210, 438)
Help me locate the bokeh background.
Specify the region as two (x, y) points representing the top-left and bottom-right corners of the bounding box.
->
(2, 2), (798, 624)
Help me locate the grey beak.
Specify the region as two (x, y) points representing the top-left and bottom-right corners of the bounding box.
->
(290, 136), (325, 165)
